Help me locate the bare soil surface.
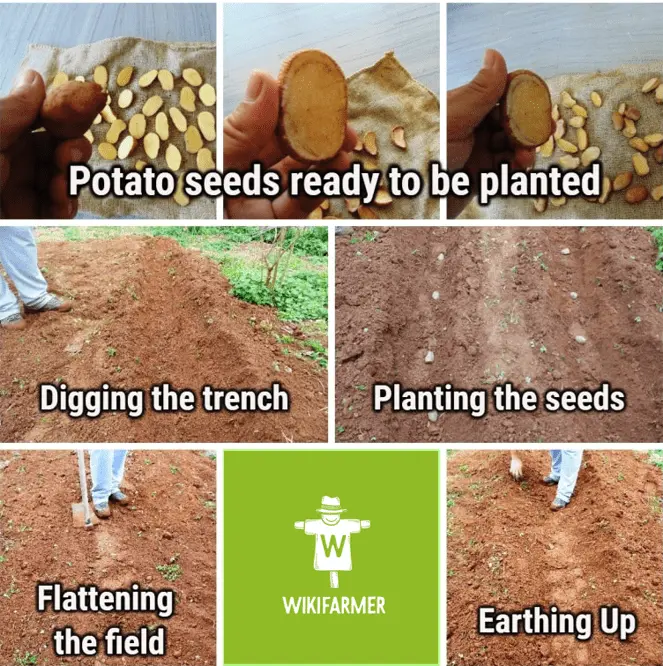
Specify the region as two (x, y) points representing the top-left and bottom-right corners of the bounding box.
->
(0, 449), (216, 665)
(0, 236), (327, 442)
(447, 449), (663, 666)
(336, 227), (663, 442)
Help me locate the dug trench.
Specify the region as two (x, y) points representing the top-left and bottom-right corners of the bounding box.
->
(336, 227), (663, 442)
(0, 235), (327, 443)
(0, 449), (216, 665)
(447, 449), (663, 666)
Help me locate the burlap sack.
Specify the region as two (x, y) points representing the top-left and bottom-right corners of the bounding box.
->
(461, 62), (663, 220)
(328, 52), (440, 220)
(19, 37), (216, 219)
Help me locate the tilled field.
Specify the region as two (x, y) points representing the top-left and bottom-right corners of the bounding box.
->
(336, 227), (663, 442)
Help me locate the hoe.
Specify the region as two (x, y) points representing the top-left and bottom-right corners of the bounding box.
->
(71, 450), (98, 528)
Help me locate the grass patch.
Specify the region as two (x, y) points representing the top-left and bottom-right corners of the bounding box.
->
(646, 227), (663, 272)
(156, 554), (182, 582)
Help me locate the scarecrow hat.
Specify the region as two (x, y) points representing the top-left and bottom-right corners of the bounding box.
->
(316, 496), (347, 514)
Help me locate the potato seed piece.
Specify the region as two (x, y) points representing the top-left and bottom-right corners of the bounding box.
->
(576, 128), (588, 151)
(118, 89), (133, 109)
(655, 146), (663, 164)
(551, 105), (559, 122)
(117, 135), (137, 160)
(625, 185), (648, 204)
(569, 116), (585, 128)
(98, 142), (117, 160)
(182, 68), (203, 86)
(651, 184), (663, 201)
(632, 153), (649, 176)
(174, 174), (190, 207)
(622, 118), (637, 138)
(644, 133), (663, 147)
(613, 172), (633, 191)
(180, 86), (196, 113)
(185, 125), (203, 153)
(106, 118), (126, 144)
(363, 131), (378, 156)
(308, 207), (323, 219)
(590, 91), (602, 107)
(93, 65), (108, 89)
(559, 155), (580, 169)
(139, 69), (158, 87)
(557, 138), (578, 154)
(116, 66), (134, 87)
(624, 106), (641, 121)
(158, 69), (174, 91)
(166, 143), (182, 171)
(561, 91), (576, 108)
(169, 107), (188, 132)
(501, 70), (552, 147)
(75, 75), (85, 83)
(612, 112), (624, 131)
(598, 176), (612, 204)
(642, 77), (660, 93)
(540, 136), (554, 158)
(629, 137), (649, 153)
(357, 205), (378, 219)
(345, 198), (361, 213)
(198, 83), (216, 107)
(373, 189), (393, 206)
(129, 113), (147, 139)
(571, 104), (587, 118)
(143, 95), (163, 117)
(580, 146), (600, 167)
(135, 160), (147, 171)
(101, 105), (117, 123)
(93, 114), (102, 125)
(533, 197), (547, 213)
(84, 129), (94, 143)
(391, 126), (407, 149)
(549, 196), (567, 207)
(156, 112), (169, 141)
(554, 119), (565, 141)
(144, 132), (160, 159)
(52, 72), (69, 87)
(657, 85), (663, 104)
(353, 138), (363, 152)
(197, 148), (215, 172)
(197, 111), (216, 142)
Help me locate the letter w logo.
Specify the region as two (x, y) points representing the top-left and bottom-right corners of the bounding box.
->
(321, 534), (346, 557)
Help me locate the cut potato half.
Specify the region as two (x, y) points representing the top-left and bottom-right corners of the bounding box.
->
(501, 70), (552, 148)
(277, 49), (347, 162)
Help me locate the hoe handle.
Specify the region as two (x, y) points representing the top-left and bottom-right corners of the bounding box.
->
(77, 450), (92, 526)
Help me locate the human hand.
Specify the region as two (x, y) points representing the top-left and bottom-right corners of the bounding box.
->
(0, 70), (94, 218)
(223, 70), (357, 219)
(447, 49), (551, 218)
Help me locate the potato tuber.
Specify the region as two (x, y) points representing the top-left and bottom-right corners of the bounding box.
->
(277, 49), (347, 162)
(40, 81), (107, 139)
(500, 70), (552, 148)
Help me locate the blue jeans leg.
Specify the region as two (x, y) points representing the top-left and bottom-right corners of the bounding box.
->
(553, 449), (583, 503)
(90, 450), (128, 504)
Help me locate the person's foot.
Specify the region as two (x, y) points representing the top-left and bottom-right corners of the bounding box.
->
(0, 313), (27, 330)
(542, 475), (559, 486)
(550, 498), (568, 511)
(23, 293), (72, 314)
(109, 491), (129, 506)
(94, 502), (111, 519)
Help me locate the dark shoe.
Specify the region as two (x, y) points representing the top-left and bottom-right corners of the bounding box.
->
(0, 313), (27, 330)
(94, 502), (111, 519)
(24, 294), (72, 314)
(550, 498), (568, 511)
(109, 491), (129, 506)
(543, 475), (559, 486)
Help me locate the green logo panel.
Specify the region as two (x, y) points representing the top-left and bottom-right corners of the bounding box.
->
(224, 450), (439, 664)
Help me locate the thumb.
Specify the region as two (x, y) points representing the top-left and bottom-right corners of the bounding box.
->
(448, 49), (507, 140)
(0, 70), (45, 150)
(223, 70), (280, 170)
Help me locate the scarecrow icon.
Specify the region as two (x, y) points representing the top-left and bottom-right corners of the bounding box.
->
(295, 496), (371, 588)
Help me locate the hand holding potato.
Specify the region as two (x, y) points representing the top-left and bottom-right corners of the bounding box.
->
(447, 49), (548, 218)
(223, 70), (357, 219)
(0, 70), (104, 218)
